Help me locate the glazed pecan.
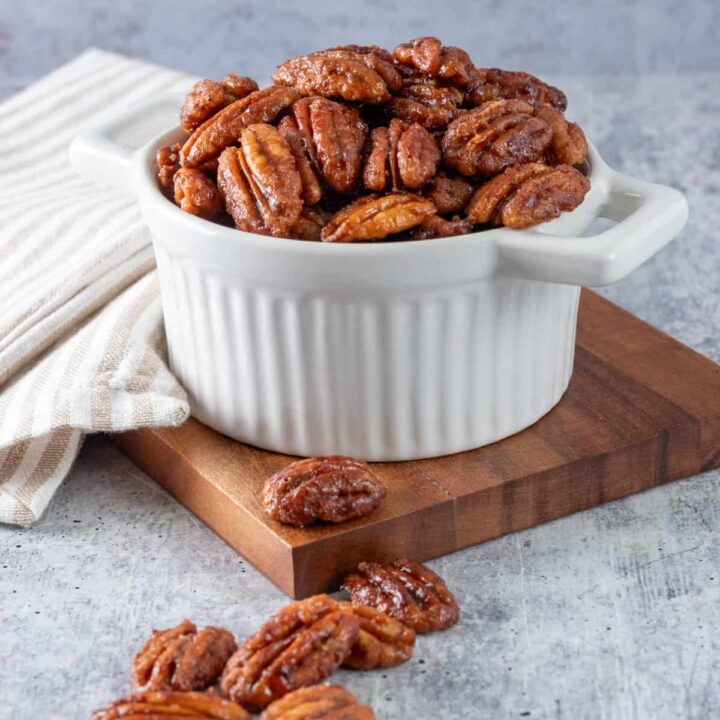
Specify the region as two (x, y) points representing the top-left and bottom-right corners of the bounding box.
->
(469, 68), (567, 110)
(173, 168), (225, 221)
(272, 54), (390, 104)
(277, 115), (323, 205)
(326, 44), (393, 63)
(92, 691), (249, 720)
(363, 119), (440, 192)
(423, 173), (475, 215)
(288, 206), (330, 241)
(321, 194), (436, 243)
(131, 619), (237, 693)
(217, 124), (303, 236)
(338, 602), (415, 670)
(533, 102), (588, 166)
(386, 76), (464, 130)
(342, 559), (459, 633)
(261, 685), (375, 720)
(261, 456), (386, 527)
(393, 37), (476, 87)
(181, 86), (300, 168)
(411, 214), (474, 239)
(290, 97), (367, 194)
(442, 99), (552, 176)
(157, 143), (181, 190)
(466, 162), (590, 228)
(317, 48), (402, 92)
(180, 75), (260, 133)
(220, 595), (359, 711)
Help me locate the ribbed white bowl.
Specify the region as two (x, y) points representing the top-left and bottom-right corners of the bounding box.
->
(70, 93), (688, 460)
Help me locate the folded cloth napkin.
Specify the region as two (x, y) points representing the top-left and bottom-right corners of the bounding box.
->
(0, 49), (196, 526)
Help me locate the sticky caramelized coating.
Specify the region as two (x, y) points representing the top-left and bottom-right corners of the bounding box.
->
(363, 118), (440, 192)
(131, 619), (237, 693)
(321, 194), (437, 243)
(411, 214), (474, 239)
(466, 162), (590, 228)
(180, 75), (260, 133)
(217, 124), (303, 236)
(423, 173), (475, 215)
(342, 558), (459, 633)
(262, 456), (386, 527)
(533, 102), (588, 166)
(442, 99), (552, 176)
(220, 595), (359, 711)
(173, 168), (225, 221)
(156, 143), (181, 190)
(469, 68), (567, 110)
(260, 685), (376, 720)
(287, 206), (330, 240)
(393, 37), (476, 87)
(92, 691), (249, 720)
(338, 602), (416, 670)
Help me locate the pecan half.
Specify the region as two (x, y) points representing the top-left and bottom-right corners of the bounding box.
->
(466, 162), (590, 228)
(386, 75), (464, 129)
(173, 168), (225, 221)
(288, 206), (330, 241)
(338, 602), (415, 670)
(272, 54), (390, 104)
(131, 619), (237, 693)
(411, 214), (474, 239)
(220, 595), (359, 712)
(317, 49), (402, 92)
(261, 456), (386, 527)
(261, 685), (375, 720)
(533, 102), (588, 166)
(326, 43), (393, 63)
(442, 99), (552, 176)
(423, 173), (475, 215)
(217, 124), (303, 236)
(393, 37), (476, 87)
(181, 86), (300, 168)
(277, 115), (323, 205)
(363, 119), (440, 192)
(321, 194), (436, 243)
(290, 97), (367, 194)
(342, 559), (459, 633)
(92, 691), (249, 720)
(469, 68), (567, 110)
(157, 143), (181, 190)
(180, 75), (260, 133)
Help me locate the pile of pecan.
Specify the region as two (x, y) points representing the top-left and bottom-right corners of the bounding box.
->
(92, 558), (459, 718)
(157, 37), (590, 241)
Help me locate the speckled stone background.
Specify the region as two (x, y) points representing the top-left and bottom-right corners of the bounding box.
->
(1, 2), (719, 719)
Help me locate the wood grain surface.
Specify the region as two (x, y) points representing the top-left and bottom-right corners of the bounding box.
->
(112, 290), (720, 598)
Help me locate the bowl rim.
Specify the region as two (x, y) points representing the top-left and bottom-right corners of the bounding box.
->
(136, 127), (606, 258)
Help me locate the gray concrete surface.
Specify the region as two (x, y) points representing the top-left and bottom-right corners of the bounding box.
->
(1, 8), (720, 719)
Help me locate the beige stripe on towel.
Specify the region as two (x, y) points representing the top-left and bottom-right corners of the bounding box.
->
(0, 49), (194, 526)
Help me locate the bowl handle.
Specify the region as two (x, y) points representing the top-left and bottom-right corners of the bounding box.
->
(492, 168), (689, 287)
(69, 92), (186, 194)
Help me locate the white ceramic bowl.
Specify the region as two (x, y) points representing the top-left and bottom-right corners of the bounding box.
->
(70, 94), (688, 460)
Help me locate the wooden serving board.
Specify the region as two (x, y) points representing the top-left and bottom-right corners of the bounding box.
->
(112, 291), (720, 598)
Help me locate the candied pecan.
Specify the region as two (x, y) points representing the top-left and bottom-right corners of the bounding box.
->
(181, 86), (300, 168)
(393, 37), (476, 87)
(273, 54), (390, 104)
(411, 214), (474, 239)
(326, 43), (393, 63)
(423, 173), (475, 214)
(321, 194), (436, 243)
(338, 602), (415, 670)
(386, 78), (464, 130)
(261, 685), (375, 720)
(180, 75), (259, 133)
(92, 690), (249, 720)
(442, 99), (552, 176)
(469, 68), (567, 110)
(217, 124), (303, 236)
(466, 162), (590, 228)
(363, 119), (439, 192)
(131, 619), (237, 693)
(317, 48), (402, 92)
(288, 206), (330, 240)
(342, 559), (459, 633)
(261, 456), (386, 527)
(173, 168), (225, 221)
(533, 102), (588, 166)
(220, 595), (359, 711)
(157, 143), (181, 190)
(290, 97), (367, 194)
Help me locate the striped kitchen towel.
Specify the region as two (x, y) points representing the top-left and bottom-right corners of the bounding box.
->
(0, 49), (195, 526)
